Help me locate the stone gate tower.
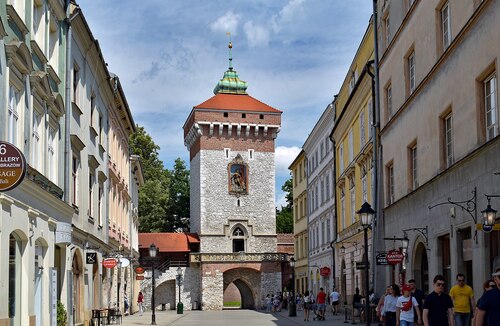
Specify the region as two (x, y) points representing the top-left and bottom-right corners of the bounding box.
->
(183, 43), (286, 310)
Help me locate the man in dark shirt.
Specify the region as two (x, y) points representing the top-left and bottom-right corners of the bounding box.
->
(409, 279), (425, 325)
(476, 268), (500, 326)
(423, 275), (454, 326)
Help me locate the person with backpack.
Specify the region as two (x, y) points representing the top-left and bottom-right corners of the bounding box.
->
(397, 284), (422, 326)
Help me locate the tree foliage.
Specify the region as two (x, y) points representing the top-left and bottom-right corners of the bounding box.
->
(129, 126), (190, 232)
(276, 177), (293, 233)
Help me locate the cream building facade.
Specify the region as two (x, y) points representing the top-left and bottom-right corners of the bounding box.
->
(377, 0), (500, 294)
(330, 21), (375, 302)
(289, 150), (308, 295)
(303, 102), (336, 295)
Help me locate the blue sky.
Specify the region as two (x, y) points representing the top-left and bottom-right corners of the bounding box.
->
(78, 0), (373, 207)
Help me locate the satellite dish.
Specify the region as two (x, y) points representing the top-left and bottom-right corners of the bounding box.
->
(120, 257), (130, 268)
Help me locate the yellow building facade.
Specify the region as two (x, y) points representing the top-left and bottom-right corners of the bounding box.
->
(330, 21), (374, 302)
(289, 150), (308, 295)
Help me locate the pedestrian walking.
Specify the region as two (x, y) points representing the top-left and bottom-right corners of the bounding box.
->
(449, 273), (475, 326)
(382, 284), (400, 326)
(330, 287), (340, 315)
(315, 287), (327, 320)
(474, 279), (495, 326)
(422, 275), (454, 326)
(137, 291), (144, 316)
(475, 268), (500, 326)
(303, 290), (312, 321)
(397, 284), (422, 326)
(408, 279), (425, 325)
(377, 286), (391, 326)
(266, 294), (272, 312)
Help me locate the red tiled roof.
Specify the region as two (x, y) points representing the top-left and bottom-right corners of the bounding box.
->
(139, 233), (199, 253)
(194, 93), (281, 113)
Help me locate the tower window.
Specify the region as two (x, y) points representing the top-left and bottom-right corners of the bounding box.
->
(224, 148), (231, 159)
(224, 112), (228, 117)
(237, 199), (240, 207)
(242, 113), (246, 118)
(248, 149), (254, 160)
(259, 114), (264, 119)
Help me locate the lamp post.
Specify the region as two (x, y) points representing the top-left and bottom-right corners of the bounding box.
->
(357, 202), (375, 326)
(176, 267), (184, 314)
(149, 243), (157, 325)
(288, 257), (296, 317)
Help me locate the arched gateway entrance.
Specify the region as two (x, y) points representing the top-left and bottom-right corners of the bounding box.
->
(412, 242), (429, 290)
(223, 268), (259, 309)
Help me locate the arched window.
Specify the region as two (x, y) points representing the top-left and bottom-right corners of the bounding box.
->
(232, 227), (246, 252)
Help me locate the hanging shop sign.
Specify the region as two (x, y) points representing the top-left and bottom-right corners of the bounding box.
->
(386, 250), (405, 265)
(102, 258), (118, 268)
(134, 266), (145, 274)
(320, 266), (331, 276)
(86, 252), (97, 264)
(376, 253), (389, 265)
(0, 141), (27, 192)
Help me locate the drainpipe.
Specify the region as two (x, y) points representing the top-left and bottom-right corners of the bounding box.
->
(329, 97), (338, 292)
(370, 0), (383, 296)
(64, 0), (71, 203)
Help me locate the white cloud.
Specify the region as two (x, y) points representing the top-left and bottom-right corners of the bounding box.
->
(271, 0), (306, 33)
(275, 146), (301, 177)
(243, 21), (270, 47)
(210, 11), (241, 35)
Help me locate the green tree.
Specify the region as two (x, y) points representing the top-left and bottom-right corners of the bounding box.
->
(167, 158), (190, 232)
(129, 126), (170, 232)
(276, 177), (293, 233)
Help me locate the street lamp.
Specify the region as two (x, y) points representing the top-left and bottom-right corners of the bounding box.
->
(482, 197), (498, 227)
(357, 202), (375, 326)
(149, 243), (157, 325)
(288, 257), (296, 317)
(176, 267), (184, 314)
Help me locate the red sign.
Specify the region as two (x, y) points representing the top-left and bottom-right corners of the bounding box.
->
(386, 250), (405, 265)
(136, 275), (145, 280)
(320, 267), (331, 276)
(0, 141), (27, 191)
(102, 258), (118, 268)
(134, 266), (145, 274)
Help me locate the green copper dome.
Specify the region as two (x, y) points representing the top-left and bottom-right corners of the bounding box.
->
(213, 42), (248, 95)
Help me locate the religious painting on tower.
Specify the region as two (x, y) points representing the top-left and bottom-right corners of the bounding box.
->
(228, 154), (248, 195)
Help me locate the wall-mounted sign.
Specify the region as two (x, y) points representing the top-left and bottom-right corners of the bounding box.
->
(0, 141), (27, 192)
(320, 266), (331, 276)
(102, 258), (118, 268)
(376, 253), (389, 265)
(386, 250), (405, 265)
(136, 275), (145, 280)
(55, 222), (72, 244)
(86, 252), (97, 264)
(134, 266), (145, 274)
(119, 257), (130, 268)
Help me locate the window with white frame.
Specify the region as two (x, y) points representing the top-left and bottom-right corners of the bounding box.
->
(408, 51), (416, 94)
(73, 63), (80, 103)
(326, 219), (331, 243)
(8, 85), (20, 146)
(325, 174), (330, 199)
(444, 113), (453, 167)
(362, 170), (368, 203)
(368, 99), (374, 139)
(341, 187), (345, 229)
(370, 160), (375, 206)
(32, 0), (44, 46)
(485, 74), (498, 140)
(350, 186), (356, 224)
(31, 110), (42, 170)
(90, 94), (96, 129)
(339, 143), (344, 173)
(48, 126), (56, 183)
(349, 71), (356, 93)
(325, 137), (329, 153)
(315, 185), (319, 209)
(360, 111), (366, 147)
(320, 141), (324, 160)
(411, 145), (418, 190)
(48, 16), (59, 69)
(88, 172), (94, 217)
(441, 2), (451, 49)
(72, 155), (79, 206)
(320, 179), (325, 204)
(386, 83), (393, 117)
(387, 163), (394, 204)
(348, 129), (353, 162)
(321, 221), (325, 245)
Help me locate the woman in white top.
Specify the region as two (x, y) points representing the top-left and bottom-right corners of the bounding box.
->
(383, 284), (400, 326)
(396, 284), (422, 326)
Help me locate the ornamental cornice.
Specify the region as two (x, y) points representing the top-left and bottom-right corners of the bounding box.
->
(184, 121), (281, 150)
(190, 252), (288, 263)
